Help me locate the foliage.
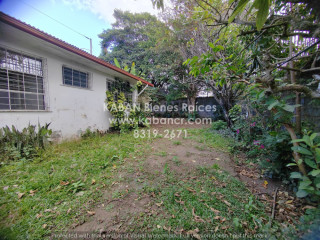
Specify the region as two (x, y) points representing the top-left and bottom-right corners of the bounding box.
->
(99, 10), (182, 88)
(106, 83), (149, 132)
(81, 128), (105, 139)
(228, 0), (272, 30)
(0, 124), (52, 163)
(211, 120), (227, 130)
(288, 131), (320, 200)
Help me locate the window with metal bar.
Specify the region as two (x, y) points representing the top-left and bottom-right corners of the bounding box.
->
(0, 47), (45, 110)
(62, 66), (89, 89)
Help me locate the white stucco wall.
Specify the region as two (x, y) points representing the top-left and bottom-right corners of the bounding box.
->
(0, 22), (137, 139)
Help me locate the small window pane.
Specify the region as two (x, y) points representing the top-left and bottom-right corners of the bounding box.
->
(24, 74), (37, 93)
(38, 94), (45, 110)
(8, 71), (24, 91)
(0, 91), (9, 110)
(0, 69), (8, 90)
(63, 67), (72, 85)
(10, 92), (25, 110)
(73, 70), (80, 87)
(25, 93), (38, 110)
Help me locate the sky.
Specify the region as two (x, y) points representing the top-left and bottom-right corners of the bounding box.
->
(0, 0), (161, 56)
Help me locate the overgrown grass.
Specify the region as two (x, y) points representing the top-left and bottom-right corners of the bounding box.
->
(136, 165), (279, 238)
(187, 128), (233, 152)
(0, 132), (152, 239)
(130, 127), (295, 239)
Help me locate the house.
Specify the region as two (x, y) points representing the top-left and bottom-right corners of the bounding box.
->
(0, 12), (153, 139)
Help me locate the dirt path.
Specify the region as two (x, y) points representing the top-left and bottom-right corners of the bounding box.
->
(70, 124), (297, 236)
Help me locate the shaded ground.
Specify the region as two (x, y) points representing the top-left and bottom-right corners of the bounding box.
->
(70, 124), (306, 238)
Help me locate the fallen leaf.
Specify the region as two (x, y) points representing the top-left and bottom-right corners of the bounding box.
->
(204, 203), (220, 215)
(157, 225), (161, 229)
(42, 224), (47, 229)
(60, 181), (69, 186)
(213, 216), (220, 220)
(223, 200), (231, 207)
(285, 200), (293, 204)
(175, 199), (185, 205)
(17, 192), (25, 199)
(44, 209), (52, 213)
(174, 193), (181, 197)
(192, 208), (205, 223)
(263, 180), (268, 189)
(75, 191), (85, 196)
(186, 228), (201, 240)
(29, 190), (37, 196)
(151, 192), (156, 198)
(155, 201), (163, 207)
(163, 225), (171, 232)
(36, 213), (43, 219)
(214, 226), (219, 232)
(3, 186), (9, 191)
(91, 179), (96, 185)
(187, 187), (196, 194)
(67, 208), (71, 214)
(303, 205), (316, 210)
(87, 211), (95, 216)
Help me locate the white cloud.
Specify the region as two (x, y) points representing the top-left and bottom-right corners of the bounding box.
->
(62, 0), (162, 23)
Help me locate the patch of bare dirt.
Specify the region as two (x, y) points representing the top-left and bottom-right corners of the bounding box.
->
(69, 123), (307, 236)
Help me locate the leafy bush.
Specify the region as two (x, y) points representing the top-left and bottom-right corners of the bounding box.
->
(81, 128), (105, 139)
(0, 123), (52, 163)
(106, 89), (149, 133)
(288, 131), (320, 200)
(211, 120), (227, 130)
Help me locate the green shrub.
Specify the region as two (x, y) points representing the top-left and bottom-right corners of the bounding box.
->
(81, 128), (105, 139)
(0, 123), (52, 163)
(288, 131), (320, 200)
(211, 120), (227, 130)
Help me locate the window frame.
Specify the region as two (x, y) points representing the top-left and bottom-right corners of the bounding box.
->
(0, 46), (48, 111)
(62, 65), (91, 89)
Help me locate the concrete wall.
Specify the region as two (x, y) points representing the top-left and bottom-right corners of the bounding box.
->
(0, 23), (135, 139)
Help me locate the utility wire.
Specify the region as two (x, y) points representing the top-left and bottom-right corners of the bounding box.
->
(20, 0), (91, 40)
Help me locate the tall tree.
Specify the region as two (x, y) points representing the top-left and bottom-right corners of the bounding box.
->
(99, 10), (182, 88)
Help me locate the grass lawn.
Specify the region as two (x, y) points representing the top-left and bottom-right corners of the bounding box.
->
(0, 127), (296, 239)
(0, 132), (152, 239)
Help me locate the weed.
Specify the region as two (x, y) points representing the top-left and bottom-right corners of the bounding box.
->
(171, 156), (181, 166)
(172, 141), (181, 145)
(155, 151), (167, 157)
(69, 181), (85, 194)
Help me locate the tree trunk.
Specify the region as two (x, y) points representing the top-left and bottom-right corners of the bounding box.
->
(289, 35), (302, 134)
(188, 96), (196, 115)
(283, 123), (307, 176)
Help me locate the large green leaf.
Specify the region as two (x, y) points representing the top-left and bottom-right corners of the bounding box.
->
(114, 58), (121, 69)
(296, 189), (308, 198)
(309, 169), (320, 177)
(291, 146), (313, 156)
(255, 0), (270, 30)
(290, 172), (302, 179)
(267, 100), (279, 110)
(228, 0), (250, 24)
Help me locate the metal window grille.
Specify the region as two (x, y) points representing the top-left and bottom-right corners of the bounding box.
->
(0, 47), (46, 110)
(62, 66), (89, 89)
(106, 78), (133, 103)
